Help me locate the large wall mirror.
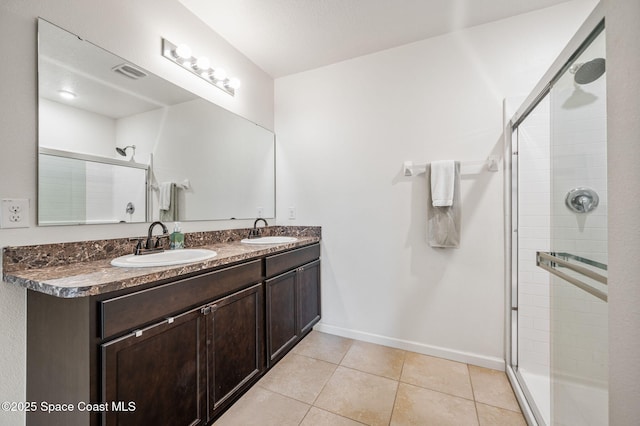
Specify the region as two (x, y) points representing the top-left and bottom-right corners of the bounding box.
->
(37, 19), (275, 226)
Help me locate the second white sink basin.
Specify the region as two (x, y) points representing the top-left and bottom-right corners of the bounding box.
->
(240, 236), (298, 245)
(111, 249), (217, 268)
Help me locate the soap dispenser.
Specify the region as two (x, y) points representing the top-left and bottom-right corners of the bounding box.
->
(170, 222), (184, 249)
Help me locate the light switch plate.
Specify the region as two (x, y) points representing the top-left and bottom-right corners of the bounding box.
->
(1, 198), (30, 229)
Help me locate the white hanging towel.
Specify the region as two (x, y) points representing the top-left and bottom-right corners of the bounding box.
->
(159, 182), (173, 210)
(427, 162), (461, 248)
(430, 160), (456, 207)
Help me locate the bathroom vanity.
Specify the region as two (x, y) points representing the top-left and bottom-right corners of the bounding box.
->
(3, 226), (321, 426)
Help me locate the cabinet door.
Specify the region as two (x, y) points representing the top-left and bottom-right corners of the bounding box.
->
(102, 309), (206, 426)
(298, 259), (321, 335)
(266, 270), (298, 365)
(208, 283), (264, 418)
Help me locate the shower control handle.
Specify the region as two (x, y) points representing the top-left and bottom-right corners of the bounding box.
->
(565, 187), (599, 213)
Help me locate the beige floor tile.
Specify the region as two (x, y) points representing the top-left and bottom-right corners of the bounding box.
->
(340, 340), (406, 380)
(314, 366), (398, 426)
(469, 365), (521, 412)
(400, 352), (474, 399)
(390, 383), (479, 426)
(214, 386), (310, 426)
(300, 407), (366, 426)
(476, 403), (527, 426)
(292, 331), (354, 364)
(258, 353), (337, 404)
(218, 335), (525, 426)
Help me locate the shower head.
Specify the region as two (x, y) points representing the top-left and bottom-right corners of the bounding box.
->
(571, 58), (606, 84)
(115, 145), (136, 157)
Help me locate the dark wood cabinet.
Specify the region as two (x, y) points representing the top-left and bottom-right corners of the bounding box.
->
(266, 270), (298, 364)
(298, 259), (321, 336)
(206, 283), (264, 417)
(99, 275), (264, 425)
(101, 309), (207, 426)
(266, 245), (321, 366)
(101, 283), (265, 425)
(26, 242), (320, 426)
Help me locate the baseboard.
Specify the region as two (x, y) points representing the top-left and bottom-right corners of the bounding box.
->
(314, 323), (505, 371)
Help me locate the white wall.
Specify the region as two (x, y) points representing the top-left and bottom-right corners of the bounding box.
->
(39, 99), (117, 156)
(0, 1), (273, 424)
(116, 99), (275, 221)
(275, 1), (597, 368)
(605, 0), (640, 424)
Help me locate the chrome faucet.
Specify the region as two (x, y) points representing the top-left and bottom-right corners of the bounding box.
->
(248, 218), (268, 239)
(131, 221), (169, 255)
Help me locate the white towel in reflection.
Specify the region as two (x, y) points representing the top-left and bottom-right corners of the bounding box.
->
(159, 182), (172, 210)
(431, 160), (456, 207)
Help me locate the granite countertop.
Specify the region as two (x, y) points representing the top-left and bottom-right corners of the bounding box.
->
(2, 226), (320, 298)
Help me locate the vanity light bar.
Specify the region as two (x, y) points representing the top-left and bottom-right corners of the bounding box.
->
(161, 38), (240, 97)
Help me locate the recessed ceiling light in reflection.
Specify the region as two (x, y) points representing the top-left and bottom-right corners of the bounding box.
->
(58, 90), (77, 100)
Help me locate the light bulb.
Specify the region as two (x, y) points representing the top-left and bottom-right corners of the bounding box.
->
(194, 56), (210, 72)
(226, 78), (241, 90)
(212, 68), (227, 81)
(174, 44), (192, 60)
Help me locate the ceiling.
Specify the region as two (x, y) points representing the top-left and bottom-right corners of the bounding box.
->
(39, 19), (195, 119)
(178, 0), (574, 78)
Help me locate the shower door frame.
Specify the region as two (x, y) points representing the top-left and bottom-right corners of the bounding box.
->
(504, 4), (605, 425)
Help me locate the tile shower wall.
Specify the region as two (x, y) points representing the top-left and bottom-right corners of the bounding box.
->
(38, 156), (146, 224)
(550, 31), (608, 426)
(550, 30), (608, 388)
(517, 96), (551, 379)
(515, 32), (608, 425)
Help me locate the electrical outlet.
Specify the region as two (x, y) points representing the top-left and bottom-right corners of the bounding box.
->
(1, 199), (30, 229)
(257, 207), (264, 218)
(288, 206), (296, 220)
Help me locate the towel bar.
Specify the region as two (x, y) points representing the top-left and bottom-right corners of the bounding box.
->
(403, 157), (499, 176)
(536, 251), (608, 302)
(149, 179), (191, 191)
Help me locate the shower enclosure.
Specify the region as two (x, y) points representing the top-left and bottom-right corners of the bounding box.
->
(505, 6), (607, 425)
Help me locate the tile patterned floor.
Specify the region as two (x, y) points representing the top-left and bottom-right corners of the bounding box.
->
(215, 331), (526, 425)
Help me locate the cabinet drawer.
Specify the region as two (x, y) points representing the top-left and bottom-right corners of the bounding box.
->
(265, 244), (320, 278)
(100, 260), (262, 339)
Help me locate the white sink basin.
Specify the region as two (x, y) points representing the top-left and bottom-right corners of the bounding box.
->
(240, 236), (298, 245)
(111, 249), (217, 268)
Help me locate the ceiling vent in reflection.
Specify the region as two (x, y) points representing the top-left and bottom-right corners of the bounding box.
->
(112, 63), (148, 80)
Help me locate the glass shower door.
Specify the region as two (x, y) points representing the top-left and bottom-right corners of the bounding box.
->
(546, 28), (608, 426)
(510, 24), (607, 426)
(515, 94), (552, 425)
